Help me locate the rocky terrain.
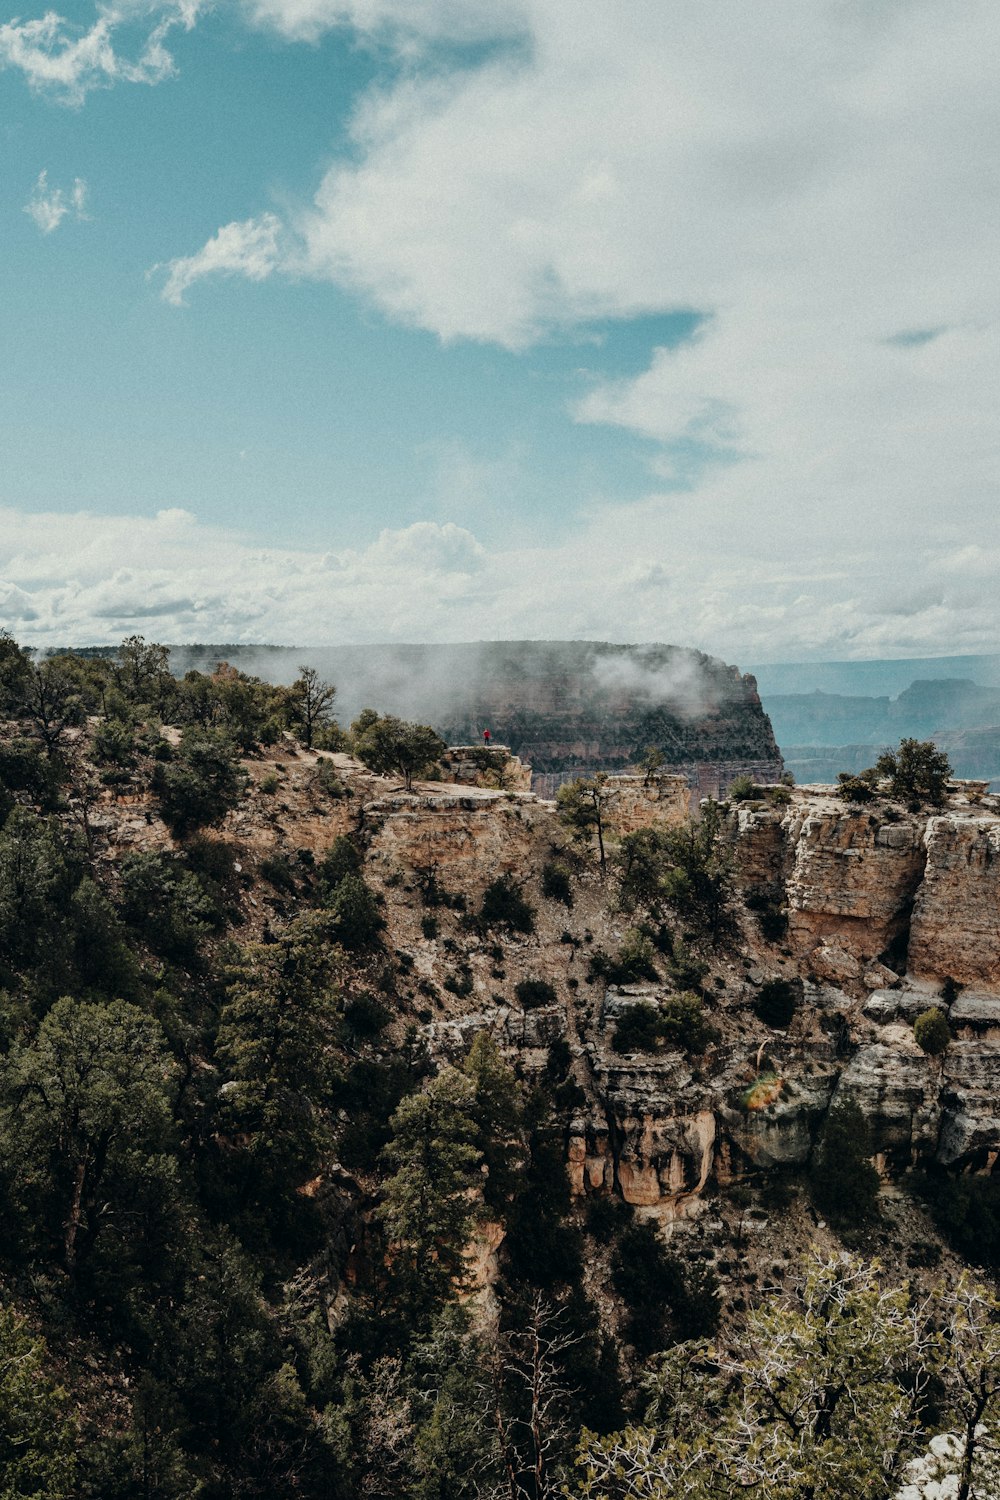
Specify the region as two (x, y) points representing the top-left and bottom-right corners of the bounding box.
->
(114, 742), (997, 1234)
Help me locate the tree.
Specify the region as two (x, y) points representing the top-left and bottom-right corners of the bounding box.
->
(932, 1276), (1000, 1500)
(485, 1295), (584, 1500)
(289, 666), (337, 749)
(874, 738), (951, 806)
(809, 1097), (880, 1229)
(914, 1006), (951, 1057)
(557, 774), (613, 873)
(0, 629), (32, 714)
(575, 1253), (936, 1500)
(20, 658), (86, 756)
(0, 1305), (77, 1497)
(215, 914), (341, 1180)
(639, 746), (666, 785)
(656, 801), (733, 939)
(379, 1067), (483, 1312)
(153, 729), (247, 835)
(114, 634), (172, 709)
(354, 713), (446, 791)
(1, 996), (175, 1274)
(327, 872), (383, 949)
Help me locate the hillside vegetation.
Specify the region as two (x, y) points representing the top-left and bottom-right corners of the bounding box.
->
(0, 633), (997, 1500)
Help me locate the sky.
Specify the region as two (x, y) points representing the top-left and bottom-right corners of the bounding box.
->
(1, 0), (998, 662)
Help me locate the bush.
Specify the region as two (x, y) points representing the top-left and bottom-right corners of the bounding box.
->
(480, 876), (535, 934)
(745, 886), (788, 942)
(153, 730), (246, 835)
(314, 759), (348, 798)
(585, 1195), (631, 1244)
(837, 772), (877, 803)
(727, 775), (760, 802)
(541, 860), (573, 906)
(91, 717), (136, 768)
(914, 1005), (951, 1056)
(810, 1099), (880, 1229)
(329, 874), (383, 950)
(754, 977), (799, 1028)
(613, 928), (659, 982)
(515, 978), (558, 1010)
(317, 836), (361, 895)
(259, 772), (279, 795)
(260, 854), (298, 893)
(611, 993), (710, 1054)
(420, 914), (438, 940)
(658, 991), (713, 1052)
(612, 1001), (662, 1053)
(119, 851), (222, 963)
(874, 738), (951, 806)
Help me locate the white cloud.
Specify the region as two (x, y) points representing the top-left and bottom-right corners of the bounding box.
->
(242, 0), (525, 47)
(156, 212), (286, 305)
(0, 1), (199, 105)
(2, 502), (999, 662)
(23, 170), (88, 233)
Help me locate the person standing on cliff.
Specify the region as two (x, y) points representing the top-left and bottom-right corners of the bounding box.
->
(483, 728), (491, 744)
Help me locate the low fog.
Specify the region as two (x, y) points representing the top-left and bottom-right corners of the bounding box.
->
(163, 640), (744, 735)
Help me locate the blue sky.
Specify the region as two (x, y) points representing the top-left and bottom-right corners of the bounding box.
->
(1, 1), (998, 658)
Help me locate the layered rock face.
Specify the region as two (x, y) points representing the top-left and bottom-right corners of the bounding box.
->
(352, 773), (1000, 1217)
(183, 750), (1000, 1221)
(908, 816), (1000, 985)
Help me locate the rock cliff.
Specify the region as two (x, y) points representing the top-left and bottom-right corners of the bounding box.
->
(88, 744), (1000, 1222)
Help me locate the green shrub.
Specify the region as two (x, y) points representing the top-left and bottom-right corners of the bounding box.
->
(480, 875), (535, 934)
(119, 851), (221, 963)
(728, 775), (758, 802)
(444, 967), (474, 997)
(541, 860), (573, 906)
(91, 717), (136, 768)
(420, 914), (439, 940)
(745, 887), (788, 941)
(152, 730), (246, 835)
(329, 874), (383, 949)
(515, 978), (558, 1010)
(613, 927), (659, 982)
(914, 1005), (951, 1056)
(585, 1195), (631, 1244)
(343, 993), (391, 1038)
(837, 772), (877, 804)
(611, 1002), (663, 1054)
(915, 1171), (1000, 1268)
(259, 772), (279, 795)
(658, 990), (713, 1052)
(260, 854), (298, 893)
(317, 835), (361, 894)
(754, 977), (799, 1028)
(314, 759), (347, 798)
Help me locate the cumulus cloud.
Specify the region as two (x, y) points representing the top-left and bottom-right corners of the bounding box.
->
(23, 171), (88, 233)
(2, 503), (999, 662)
(0, 0), (199, 105)
(156, 212), (286, 305)
(242, 0), (525, 47)
(154, 3), (999, 657)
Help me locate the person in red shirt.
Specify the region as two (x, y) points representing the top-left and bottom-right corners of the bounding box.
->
(483, 729), (491, 744)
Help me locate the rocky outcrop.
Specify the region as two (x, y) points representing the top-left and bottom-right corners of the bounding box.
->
(908, 816), (1000, 986)
(784, 808), (926, 962)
